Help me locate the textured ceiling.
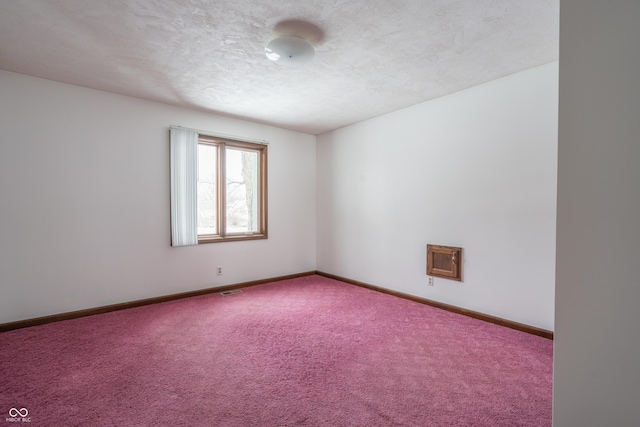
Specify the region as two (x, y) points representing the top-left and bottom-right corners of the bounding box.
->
(0, 0), (558, 135)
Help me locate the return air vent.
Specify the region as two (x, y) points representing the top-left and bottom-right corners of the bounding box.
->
(427, 244), (463, 281)
(220, 289), (244, 296)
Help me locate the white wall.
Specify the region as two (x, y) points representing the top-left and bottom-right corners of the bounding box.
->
(554, 1), (640, 425)
(317, 63), (558, 331)
(0, 70), (316, 323)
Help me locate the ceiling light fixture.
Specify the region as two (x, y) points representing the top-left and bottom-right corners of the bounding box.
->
(265, 36), (315, 67)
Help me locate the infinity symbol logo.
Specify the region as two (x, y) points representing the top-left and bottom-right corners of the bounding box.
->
(8, 408), (28, 417)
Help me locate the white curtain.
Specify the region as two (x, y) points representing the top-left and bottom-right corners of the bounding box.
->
(170, 128), (198, 246)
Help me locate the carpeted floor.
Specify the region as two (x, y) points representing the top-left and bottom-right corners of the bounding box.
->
(0, 275), (553, 426)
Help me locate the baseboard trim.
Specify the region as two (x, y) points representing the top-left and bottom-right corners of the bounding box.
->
(1, 270), (553, 339)
(316, 271), (554, 340)
(0, 271), (316, 332)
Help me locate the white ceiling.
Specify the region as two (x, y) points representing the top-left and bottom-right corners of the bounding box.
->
(0, 0), (559, 135)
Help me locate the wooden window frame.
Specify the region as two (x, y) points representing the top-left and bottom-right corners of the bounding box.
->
(197, 135), (268, 244)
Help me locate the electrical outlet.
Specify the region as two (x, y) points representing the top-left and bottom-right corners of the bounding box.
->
(428, 277), (434, 286)
(216, 266), (223, 276)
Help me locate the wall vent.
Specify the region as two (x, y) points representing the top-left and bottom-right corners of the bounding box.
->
(427, 244), (463, 281)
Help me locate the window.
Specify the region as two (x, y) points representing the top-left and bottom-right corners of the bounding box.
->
(197, 135), (267, 243)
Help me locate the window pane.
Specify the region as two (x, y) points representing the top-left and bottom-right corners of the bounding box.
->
(226, 147), (259, 234)
(197, 144), (217, 235)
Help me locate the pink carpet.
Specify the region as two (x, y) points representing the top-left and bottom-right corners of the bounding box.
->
(0, 275), (552, 426)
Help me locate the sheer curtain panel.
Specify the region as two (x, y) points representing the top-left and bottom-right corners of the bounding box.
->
(170, 128), (198, 246)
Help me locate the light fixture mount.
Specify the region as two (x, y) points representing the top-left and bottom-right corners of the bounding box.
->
(265, 36), (315, 67)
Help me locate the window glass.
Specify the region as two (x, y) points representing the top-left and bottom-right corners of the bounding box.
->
(225, 147), (259, 234)
(197, 143), (217, 235)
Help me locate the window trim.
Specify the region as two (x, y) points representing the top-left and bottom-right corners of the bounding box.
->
(197, 134), (268, 244)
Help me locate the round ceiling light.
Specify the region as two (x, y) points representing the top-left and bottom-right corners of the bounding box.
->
(265, 36), (315, 66)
